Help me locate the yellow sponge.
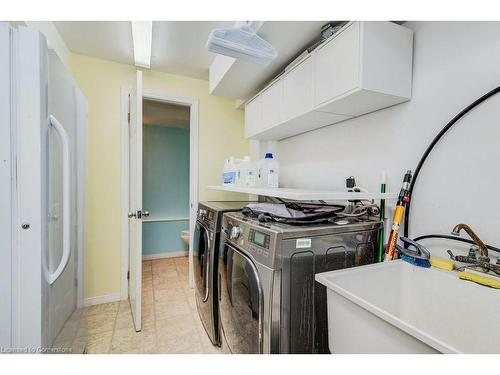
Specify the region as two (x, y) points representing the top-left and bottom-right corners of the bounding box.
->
(459, 270), (500, 289)
(430, 257), (455, 271)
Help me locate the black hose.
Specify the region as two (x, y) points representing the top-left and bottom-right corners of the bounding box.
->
(413, 234), (500, 254)
(403, 85), (500, 238)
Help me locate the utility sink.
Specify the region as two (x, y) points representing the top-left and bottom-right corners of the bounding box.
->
(316, 260), (500, 354)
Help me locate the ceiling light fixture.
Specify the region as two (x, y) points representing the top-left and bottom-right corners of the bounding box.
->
(131, 21), (152, 69)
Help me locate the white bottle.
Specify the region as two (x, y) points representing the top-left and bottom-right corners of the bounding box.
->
(239, 156), (257, 187)
(259, 152), (279, 188)
(222, 157), (237, 185)
(233, 157), (243, 186)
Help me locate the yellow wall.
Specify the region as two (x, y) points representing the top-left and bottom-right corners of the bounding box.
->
(70, 53), (249, 299)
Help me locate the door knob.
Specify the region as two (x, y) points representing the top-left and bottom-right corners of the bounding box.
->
(128, 210), (149, 219)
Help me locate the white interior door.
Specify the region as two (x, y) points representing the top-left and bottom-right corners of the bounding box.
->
(128, 71), (143, 332)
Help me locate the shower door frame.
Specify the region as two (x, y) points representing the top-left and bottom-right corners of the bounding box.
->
(120, 86), (199, 301)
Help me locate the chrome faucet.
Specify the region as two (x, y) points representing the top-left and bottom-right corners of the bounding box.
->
(451, 223), (488, 258)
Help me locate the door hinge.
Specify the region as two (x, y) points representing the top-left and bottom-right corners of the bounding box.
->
(127, 111), (130, 124)
(127, 271), (130, 280)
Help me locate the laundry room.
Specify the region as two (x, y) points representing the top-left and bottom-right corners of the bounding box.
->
(2, 0), (500, 372)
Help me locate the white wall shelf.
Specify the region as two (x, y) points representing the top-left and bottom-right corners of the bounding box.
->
(142, 216), (189, 223)
(208, 185), (398, 201)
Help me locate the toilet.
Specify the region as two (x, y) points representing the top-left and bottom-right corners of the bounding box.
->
(180, 229), (190, 246)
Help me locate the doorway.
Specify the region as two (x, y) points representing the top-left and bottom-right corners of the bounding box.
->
(142, 99), (191, 260)
(121, 73), (198, 332)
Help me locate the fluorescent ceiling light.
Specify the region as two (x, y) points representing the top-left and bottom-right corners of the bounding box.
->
(131, 21), (152, 69)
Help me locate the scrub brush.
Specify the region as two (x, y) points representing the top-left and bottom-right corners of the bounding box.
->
(396, 237), (431, 268)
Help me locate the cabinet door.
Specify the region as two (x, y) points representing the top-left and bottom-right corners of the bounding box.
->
(244, 95), (262, 138)
(261, 79), (283, 130)
(313, 22), (360, 107)
(282, 57), (313, 121)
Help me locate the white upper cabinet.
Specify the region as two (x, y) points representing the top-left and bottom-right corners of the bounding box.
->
(314, 21), (413, 116)
(282, 57), (313, 121)
(261, 79), (283, 130)
(244, 95), (262, 139)
(245, 21), (414, 141)
(313, 22), (360, 107)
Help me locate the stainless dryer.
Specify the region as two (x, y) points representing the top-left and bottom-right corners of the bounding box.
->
(193, 201), (250, 346)
(218, 212), (382, 354)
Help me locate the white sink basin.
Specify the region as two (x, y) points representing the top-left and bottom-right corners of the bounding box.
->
(316, 260), (500, 354)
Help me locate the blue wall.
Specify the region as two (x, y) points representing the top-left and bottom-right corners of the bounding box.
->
(142, 125), (189, 255)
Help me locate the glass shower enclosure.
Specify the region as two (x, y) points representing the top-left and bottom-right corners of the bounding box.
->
(1, 23), (87, 353)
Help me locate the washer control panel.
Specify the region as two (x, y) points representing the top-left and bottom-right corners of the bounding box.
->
(223, 213), (277, 269)
(248, 229), (271, 258)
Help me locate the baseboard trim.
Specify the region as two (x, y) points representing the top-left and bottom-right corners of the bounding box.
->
(142, 251), (188, 261)
(83, 293), (122, 307)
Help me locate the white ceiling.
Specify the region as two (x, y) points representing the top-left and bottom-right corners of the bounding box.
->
(152, 21), (233, 79)
(54, 21), (134, 66)
(54, 21), (233, 79)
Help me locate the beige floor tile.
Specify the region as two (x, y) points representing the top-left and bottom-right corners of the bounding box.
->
(154, 258), (177, 266)
(84, 331), (113, 354)
(82, 312), (116, 336)
(141, 304), (155, 330)
(177, 271), (189, 281)
(155, 299), (191, 320)
(173, 256), (189, 265)
(157, 335), (204, 354)
(181, 284), (195, 297)
(153, 278), (182, 292)
(110, 326), (157, 354)
(156, 314), (199, 340)
(176, 268), (189, 276)
(84, 301), (119, 317)
(118, 300), (131, 313)
(142, 290), (154, 306)
(142, 261), (152, 271)
(152, 263), (177, 274)
(142, 301), (154, 314)
(153, 269), (179, 279)
(153, 287), (185, 302)
(115, 309), (134, 330)
(156, 321), (204, 354)
(81, 257), (217, 354)
(186, 293), (197, 312)
(192, 311), (221, 354)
